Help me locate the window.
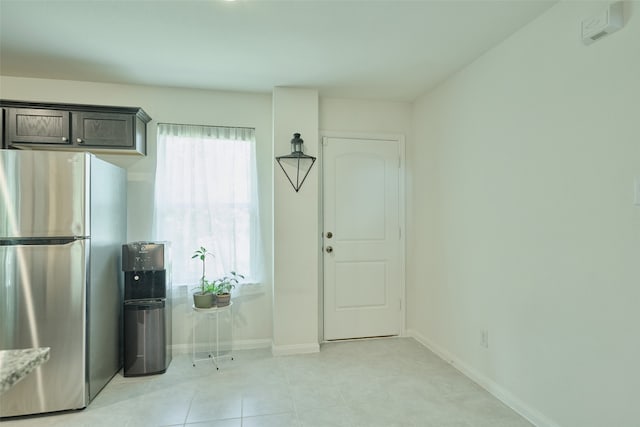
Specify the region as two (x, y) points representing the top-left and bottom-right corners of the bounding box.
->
(153, 123), (262, 287)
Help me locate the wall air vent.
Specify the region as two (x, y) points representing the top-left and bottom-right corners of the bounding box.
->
(582, 1), (624, 45)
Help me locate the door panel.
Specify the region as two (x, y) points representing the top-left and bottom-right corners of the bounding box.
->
(7, 108), (71, 145)
(335, 155), (387, 240)
(73, 111), (133, 147)
(323, 137), (402, 340)
(0, 240), (88, 416)
(0, 150), (89, 238)
(335, 261), (387, 308)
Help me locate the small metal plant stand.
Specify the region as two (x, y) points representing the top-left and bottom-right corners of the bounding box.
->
(191, 301), (233, 369)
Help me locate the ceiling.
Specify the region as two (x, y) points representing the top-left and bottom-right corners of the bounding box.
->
(0, 0), (556, 102)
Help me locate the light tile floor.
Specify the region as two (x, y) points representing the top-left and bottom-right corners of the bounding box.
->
(2, 338), (533, 427)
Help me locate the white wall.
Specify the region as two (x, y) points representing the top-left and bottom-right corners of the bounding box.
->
(407, 2), (640, 426)
(0, 76), (275, 349)
(320, 97), (412, 135)
(272, 87), (320, 354)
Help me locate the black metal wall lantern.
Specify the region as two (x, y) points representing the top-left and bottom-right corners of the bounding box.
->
(276, 133), (316, 192)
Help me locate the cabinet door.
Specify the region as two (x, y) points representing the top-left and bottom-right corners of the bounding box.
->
(73, 111), (133, 148)
(7, 108), (71, 145)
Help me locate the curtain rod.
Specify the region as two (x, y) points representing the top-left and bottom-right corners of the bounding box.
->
(157, 122), (255, 131)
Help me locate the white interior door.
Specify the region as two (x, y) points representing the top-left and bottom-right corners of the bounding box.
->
(323, 136), (402, 340)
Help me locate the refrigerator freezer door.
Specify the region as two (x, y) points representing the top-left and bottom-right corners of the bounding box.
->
(0, 240), (88, 417)
(0, 150), (90, 239)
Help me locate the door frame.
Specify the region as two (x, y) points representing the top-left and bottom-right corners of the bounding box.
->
(319, 131), (406, 342)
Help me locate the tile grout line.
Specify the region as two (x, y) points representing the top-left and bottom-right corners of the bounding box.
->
(239, 396), (242, 427)
(183, 386), (196, 426)
(283, 360), (301, 425)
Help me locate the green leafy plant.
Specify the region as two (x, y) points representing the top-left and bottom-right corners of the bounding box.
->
(192, 246), (214, 294)
(212, 271), (244, 295)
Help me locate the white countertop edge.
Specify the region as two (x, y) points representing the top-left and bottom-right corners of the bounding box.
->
(0, 347), (51, 393)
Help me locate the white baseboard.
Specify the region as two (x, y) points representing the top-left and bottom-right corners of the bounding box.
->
(171, 338), (272, 355)
(174, 340), (319, 356)
(271, 342), (320, 356)
(406, 329), (560, 427)
(233, 339), (272, 350)
(171, 343), (191, 354)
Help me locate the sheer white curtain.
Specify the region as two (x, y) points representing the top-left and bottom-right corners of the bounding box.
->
(153, 123), (262, 287)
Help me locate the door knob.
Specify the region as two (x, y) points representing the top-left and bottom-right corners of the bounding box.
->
(326, 231), (333, 239)
(76, 138), (84, 144)
(326, 246), (333, 253)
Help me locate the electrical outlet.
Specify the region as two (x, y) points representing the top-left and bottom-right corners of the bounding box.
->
(480, 329), (489, 349)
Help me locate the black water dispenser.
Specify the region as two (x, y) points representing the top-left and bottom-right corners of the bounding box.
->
(122, 242), (172, 376)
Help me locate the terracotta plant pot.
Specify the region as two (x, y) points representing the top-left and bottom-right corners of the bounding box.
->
(216, 293), (231, 307)
(193, 292), (215, 309)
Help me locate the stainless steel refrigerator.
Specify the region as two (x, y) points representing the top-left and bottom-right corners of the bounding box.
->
(0, 150), (126, 418)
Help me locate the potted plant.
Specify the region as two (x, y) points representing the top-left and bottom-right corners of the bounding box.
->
(212, 271), (244, 307)
(192, 246), (216, 308)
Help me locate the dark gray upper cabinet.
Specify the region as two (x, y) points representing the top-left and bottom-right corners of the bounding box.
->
(73, 111), (133, 147)
(1, 100), (151, 155)
(8, 108), (71, 145)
